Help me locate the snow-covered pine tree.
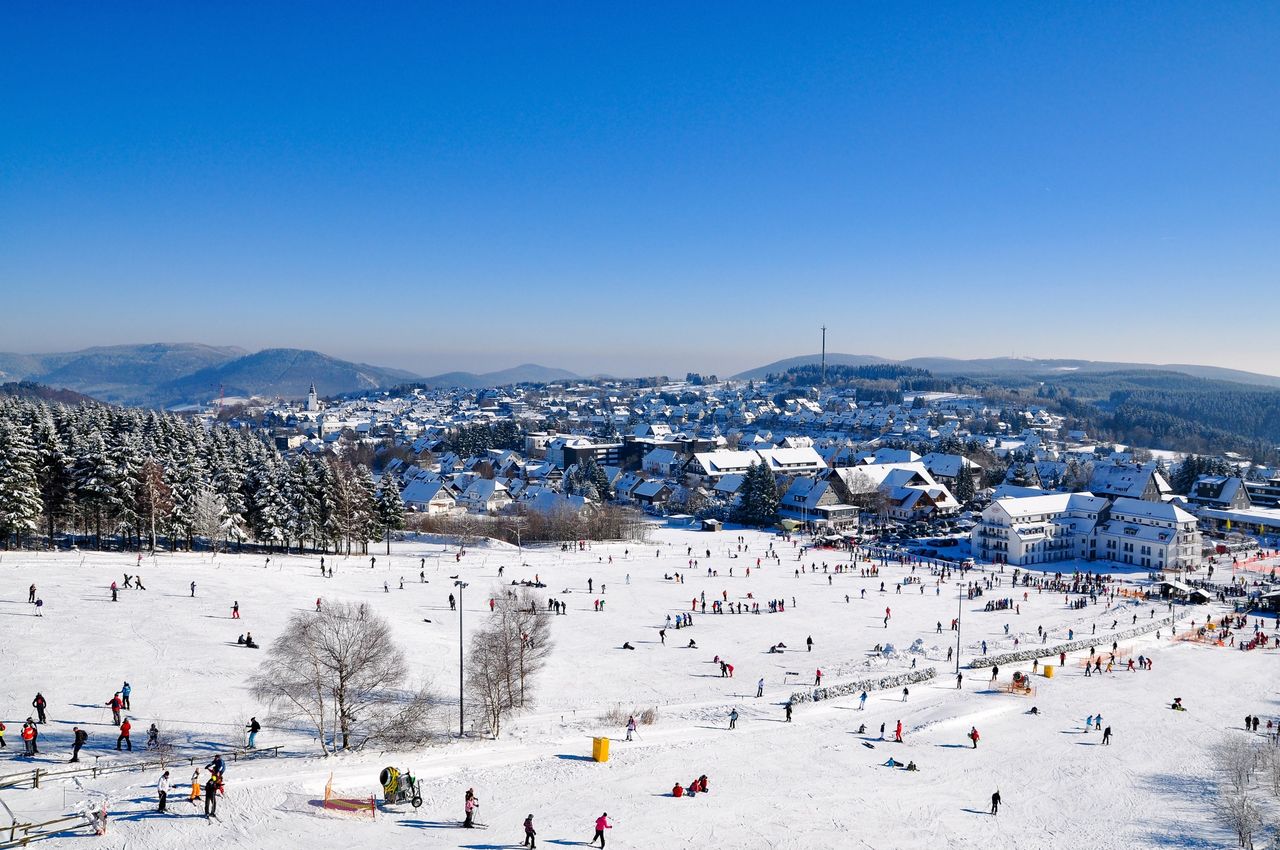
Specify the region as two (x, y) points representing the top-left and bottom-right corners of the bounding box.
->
(376, 473), (405, 555)
(0, 420), (43, 548)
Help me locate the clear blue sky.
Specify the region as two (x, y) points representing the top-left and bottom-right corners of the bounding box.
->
(3, 2), (1278, 377)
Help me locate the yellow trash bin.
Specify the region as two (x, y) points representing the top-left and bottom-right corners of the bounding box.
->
(1043, 665), (1055, 679)
(592, 737), (610, 763)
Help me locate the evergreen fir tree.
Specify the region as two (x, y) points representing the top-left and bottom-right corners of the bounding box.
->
(0, 421), (43, 548)
(376, 474), (406, 555)
(953, 461), (976, 504)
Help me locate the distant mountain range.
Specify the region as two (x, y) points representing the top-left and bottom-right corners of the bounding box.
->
(733, 353), (1280, 389)
(0, 343), (580, 407)
(412, 364), (580, 390)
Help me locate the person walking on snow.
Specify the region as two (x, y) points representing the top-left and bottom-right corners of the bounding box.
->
(121, 682), (131, 710)
(756, 678), (765, 698)
(32, 693), (47, 724)
(523, 813), (537, 848)
(969, 726), (980, 748)
(729, 709), (739, 730)
(894, 720), (903, 743)
(590, 813), (612, 847)
(106, 693), (122, 726)
(785, 702), (793, 722)
(231, 601), (240, 619)
(116, 718), (132, 751)
(190, 581), (196, 597)
(991, 790), (1001, 815)
(70, 726), (87, 762)
(625, 716), (637, 741)
(1102, 726), (1112, 745)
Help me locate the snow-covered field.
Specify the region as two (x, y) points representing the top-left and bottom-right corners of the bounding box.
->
(1, 526), (1276, 849)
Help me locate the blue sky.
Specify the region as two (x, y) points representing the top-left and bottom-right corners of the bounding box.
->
(3, 2), (1278, 377)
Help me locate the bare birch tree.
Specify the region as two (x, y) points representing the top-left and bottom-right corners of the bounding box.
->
(250, 601), (436, 753)
(466, 589), (553, 737)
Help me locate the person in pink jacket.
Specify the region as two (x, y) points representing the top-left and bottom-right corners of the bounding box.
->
(590, 812), (611, 847)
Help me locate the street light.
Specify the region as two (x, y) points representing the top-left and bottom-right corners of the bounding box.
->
(454, 579), (469, 738)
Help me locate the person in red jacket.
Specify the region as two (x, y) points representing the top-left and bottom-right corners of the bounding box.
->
(21, 722), (36, 757)
(672, 782), (684, 797)
(969, 726), (980, 748)
(116, 719), (132, 751)
(107, 694), (123, 726)
(894, 720), (903, 743)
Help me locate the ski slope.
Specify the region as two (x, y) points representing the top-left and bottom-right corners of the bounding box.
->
(0, 527), (1275, 849)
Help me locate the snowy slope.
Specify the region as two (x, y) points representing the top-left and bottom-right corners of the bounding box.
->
(0, 529), (1274, 849)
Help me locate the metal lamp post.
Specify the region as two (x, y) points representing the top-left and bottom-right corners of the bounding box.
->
(454, 579), (468, 737)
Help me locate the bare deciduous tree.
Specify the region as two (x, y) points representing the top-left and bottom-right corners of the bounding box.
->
(250, 601), (435, 754)
(466, 589), (553, 737)
(1211, 735), (1269, 848)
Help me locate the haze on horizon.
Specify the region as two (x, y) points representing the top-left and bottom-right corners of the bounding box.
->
(2, 3), (1277, 378)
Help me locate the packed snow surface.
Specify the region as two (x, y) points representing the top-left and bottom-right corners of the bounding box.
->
(0, 527), (1276, 849)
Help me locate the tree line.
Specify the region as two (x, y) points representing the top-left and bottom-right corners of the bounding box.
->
(0, 397), (403, 553)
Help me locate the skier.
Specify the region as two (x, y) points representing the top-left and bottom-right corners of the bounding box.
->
(815, 669), (822, 686)
(1102, 725), (1112, 745)
(625, 716), (637, 741)
(590, 812), (612, 847)
(806, 635), (813, 652)
(107, 693), (123, 726)
(991, 790), (1001, 815)
(121, 681), (131, 710)
(0, 720), (5, 749)
(523, 813), (537, 848)
(729, 708), (739, 730)
(756, 678), (765, 698)
(110, 581), (118, 601)
(28, 583), (36, 603)
(902, 687), (909, 702)
(894, 720), (903, 743)
(316, 598), (322, 612)
(32, 692), (47, 724)
(21, 722), (35, 757)
(204, 773), (219, 818)
(859, 691), (868, 710)
(116, 718), (132, 751)
(70, 726), (87, 762)
(449, 594), (456, 611)
(190, 581), (197, 597)
(157, 770), (170, 812)
(189, 770), (202, 803)
(231, 601), (240, 619)
(464, 788), (479, 828)
(246, 717), (261, 749)
(785, 702), (793, 722)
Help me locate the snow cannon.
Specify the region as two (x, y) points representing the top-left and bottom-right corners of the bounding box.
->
(379, 767), (423, 808)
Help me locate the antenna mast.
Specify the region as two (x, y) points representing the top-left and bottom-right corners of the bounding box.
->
(820, 325), (827, 385)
